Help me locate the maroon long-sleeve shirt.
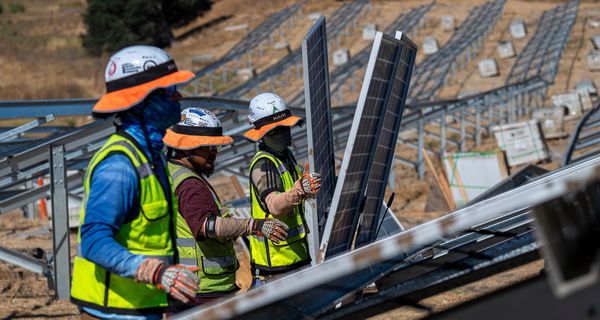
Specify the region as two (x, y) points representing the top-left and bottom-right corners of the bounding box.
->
(175, 176), (220, 239)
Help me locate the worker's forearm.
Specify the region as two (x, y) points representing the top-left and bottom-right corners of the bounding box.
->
(209, 217), (253, 240)
(265, 179), (306, 216)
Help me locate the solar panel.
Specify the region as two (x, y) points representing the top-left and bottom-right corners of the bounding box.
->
(301, 16), (335, 263)
(320, 31), (417, 259)
(356, 31), (416, 247)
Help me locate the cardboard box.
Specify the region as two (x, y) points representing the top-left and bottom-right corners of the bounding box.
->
(532, 108), (566, 139)
(492, 120), (549, 167)
(333, 48), (350, 66)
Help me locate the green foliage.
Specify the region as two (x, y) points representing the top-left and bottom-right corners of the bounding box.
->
(9, 2), (25, 13)
(82, 0), (212, 56)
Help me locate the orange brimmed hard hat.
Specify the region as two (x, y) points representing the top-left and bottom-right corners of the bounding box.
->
(92, 45), (195, 115)
(243, 92), (303, 142)
(163, 107), (233, 150)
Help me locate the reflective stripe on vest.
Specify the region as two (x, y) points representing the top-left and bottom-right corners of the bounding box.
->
(169, 161), (238, 294)
(248, 150), (309, 271)
(70, 134), (175, 314)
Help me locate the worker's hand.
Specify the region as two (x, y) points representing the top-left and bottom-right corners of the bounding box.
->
(301, 163), (321, 198)
(135, 258), (199, 303)
(252, 218), (288, 244)
(155, 264), (200, 303)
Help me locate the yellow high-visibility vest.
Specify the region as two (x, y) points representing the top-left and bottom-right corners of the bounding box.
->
(71, 134), (176, 315)
(248, 150), (309, 272)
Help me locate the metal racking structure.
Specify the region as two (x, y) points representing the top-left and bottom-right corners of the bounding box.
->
(506, 0), (579, 86)
(562, 100), (600, 166)
(189, 2), (305, 93)
(222, 0), (371, 99)
(409, 0), (505, 102)
(289, 2), (433, 107)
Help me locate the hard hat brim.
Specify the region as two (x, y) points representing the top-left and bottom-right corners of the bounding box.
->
(92, 70), (195, 114)
(163, 128), (234, 150)
(243, 115), (303, 142)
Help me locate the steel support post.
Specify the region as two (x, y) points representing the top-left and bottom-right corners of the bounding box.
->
(50, 144), (71, 300)
(460, 107), (466, 152)
(222, 65), (228, 84)
(476, 104), (482, 147)
(417, 118), (425, 179)
(441, 109), (447, 153)
(24, 180), (36, 219)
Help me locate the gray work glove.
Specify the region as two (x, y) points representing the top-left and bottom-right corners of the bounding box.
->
(135, 258), (199, 303)
(251, 218), (289, 243)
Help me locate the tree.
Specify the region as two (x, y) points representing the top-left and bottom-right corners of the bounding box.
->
(82, 0), (212, 56)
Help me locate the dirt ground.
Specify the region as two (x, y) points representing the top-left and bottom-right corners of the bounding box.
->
(1, 0), (599, 318)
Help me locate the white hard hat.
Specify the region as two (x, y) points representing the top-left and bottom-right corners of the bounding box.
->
(179, 108), (222, 128)
(164, 107), (233, 149)
(93, 45), (194, 114)
(248, 92), (288, 124)
(105, 45), (173, 83)
(243, 92), (303, 142)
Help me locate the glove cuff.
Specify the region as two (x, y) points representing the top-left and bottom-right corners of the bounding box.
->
(153, 262), (167, 286)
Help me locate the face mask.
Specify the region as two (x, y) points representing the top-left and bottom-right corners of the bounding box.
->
(263, 128), (291, 153)
(144, 94), (181, 131)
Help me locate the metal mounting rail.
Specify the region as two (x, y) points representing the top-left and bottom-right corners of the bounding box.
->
(0, 96), (254, 119)
(0, 246), (49, 275)
(562, 100), (600, 166)
(0, 114), (55, 142)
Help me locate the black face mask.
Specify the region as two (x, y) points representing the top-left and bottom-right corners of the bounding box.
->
(263, 127), (291, 153)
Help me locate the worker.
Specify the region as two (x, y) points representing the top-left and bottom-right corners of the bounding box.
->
(70, 45), (199, 319)
(243, 92), (322, 287)
(162, 107), (289, 306)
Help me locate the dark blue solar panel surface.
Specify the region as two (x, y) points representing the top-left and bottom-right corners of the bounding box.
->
(302, 16), (335, 240)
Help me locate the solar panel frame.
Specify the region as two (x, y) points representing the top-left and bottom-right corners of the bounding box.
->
(356, 31), (417, 247)
(320, 31), (415, 259)
(301, 16), (335, 263)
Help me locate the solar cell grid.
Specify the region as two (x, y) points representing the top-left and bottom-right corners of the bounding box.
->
(357, 33), (416, 247)
(321, 32), (416, 258)
(302, 16), (335, 260)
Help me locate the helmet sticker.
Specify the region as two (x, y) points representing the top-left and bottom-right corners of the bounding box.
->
(143, 60), (157, 70)
(122, 63), (140, 74)
(108, 61), (117, 76)
(189, 109), (207, 117)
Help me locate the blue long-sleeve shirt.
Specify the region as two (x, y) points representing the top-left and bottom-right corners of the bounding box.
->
(80, 126), (172, 276)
